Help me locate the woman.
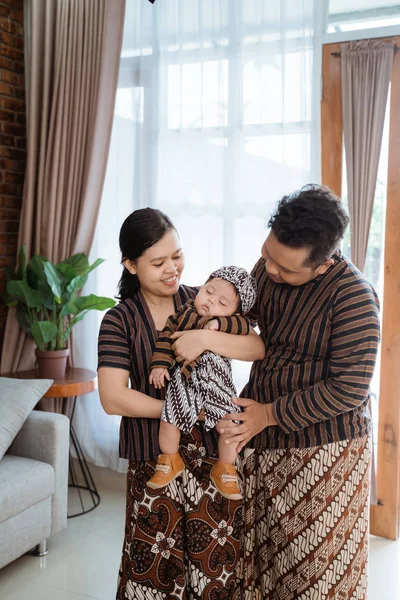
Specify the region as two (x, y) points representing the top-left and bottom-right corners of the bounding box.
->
(97, 208), (265, 599)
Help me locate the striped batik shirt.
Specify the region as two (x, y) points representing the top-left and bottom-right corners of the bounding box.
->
(151, 299), (251, 380)
(242, 250), (380, 450)
(97, 286), (218, 461)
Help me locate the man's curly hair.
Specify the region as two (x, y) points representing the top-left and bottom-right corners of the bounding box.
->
(268, 184), (350, 267)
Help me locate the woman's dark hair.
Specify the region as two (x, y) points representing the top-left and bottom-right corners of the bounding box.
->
(268, 184), (350, 266)
(117, 208), (175, 300)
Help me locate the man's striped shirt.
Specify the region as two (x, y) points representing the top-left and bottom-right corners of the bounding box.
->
(242, 251), (380, 450)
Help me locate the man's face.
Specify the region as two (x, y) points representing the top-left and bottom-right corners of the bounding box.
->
(261, 232), (333, 286)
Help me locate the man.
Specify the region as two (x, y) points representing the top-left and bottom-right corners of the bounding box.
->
(221, 184), (380, 599)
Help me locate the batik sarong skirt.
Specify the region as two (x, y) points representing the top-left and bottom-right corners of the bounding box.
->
(117, 427), (242, 600)
(117, 435), (371, 599)
(236, 436), (371, 599)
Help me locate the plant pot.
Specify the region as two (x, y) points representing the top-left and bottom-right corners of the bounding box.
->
(35, 348), (70, 379)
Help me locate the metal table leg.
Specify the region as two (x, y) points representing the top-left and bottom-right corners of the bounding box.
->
(67, 396), (100, 518)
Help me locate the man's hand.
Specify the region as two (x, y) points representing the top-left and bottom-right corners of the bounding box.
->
(197, 408), (206, 421)
(149, 368), (170, 389)
(170, 329), (208, 365)
(220, 398), (277, 452)
(204, 319), (219, 331)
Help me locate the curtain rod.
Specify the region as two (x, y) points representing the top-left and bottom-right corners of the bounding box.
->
(332, 45), (398, 57)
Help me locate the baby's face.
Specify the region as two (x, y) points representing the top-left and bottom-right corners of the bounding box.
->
(194, 278), (240, 318)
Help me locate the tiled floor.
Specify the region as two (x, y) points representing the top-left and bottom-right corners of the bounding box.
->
(0, 485), (399, 599)
(0, 487), (125, 600)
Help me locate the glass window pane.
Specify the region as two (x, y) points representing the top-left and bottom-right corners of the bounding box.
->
(243, 0), (314, 39)
(121, 1), (153, 57)
(157, 134), (225, 209)
(330, 0), (400, 11)
(159, 0), (230, 50)
(237, 134), (311, 207)
(168, 61), (228, 129)
(243, 51), (312, 125)
(328, 0), (400, 32)
(115, 87), (144, 122)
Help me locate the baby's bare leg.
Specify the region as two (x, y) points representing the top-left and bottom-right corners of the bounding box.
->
(218, 432), (238, 464)
(159, 420), (181, 455)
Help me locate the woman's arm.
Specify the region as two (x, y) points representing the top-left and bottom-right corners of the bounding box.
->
(171, 329), (265, 364)
(98, 367), (163, 418)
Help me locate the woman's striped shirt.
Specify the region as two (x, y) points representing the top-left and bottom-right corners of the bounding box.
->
(242, 251), (381, 450)
(97, 285), (219, 461)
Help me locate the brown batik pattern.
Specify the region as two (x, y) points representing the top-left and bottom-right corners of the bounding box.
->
(235, 436), (371, 600)
(117, 427), (242, 600)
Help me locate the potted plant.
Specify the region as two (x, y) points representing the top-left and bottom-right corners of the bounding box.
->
(6, 246), (116, 378)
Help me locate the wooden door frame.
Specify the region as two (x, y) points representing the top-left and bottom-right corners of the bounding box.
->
(321, 38), (400, 540)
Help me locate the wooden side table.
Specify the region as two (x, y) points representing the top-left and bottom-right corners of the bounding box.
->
(6, 368), (100, 518)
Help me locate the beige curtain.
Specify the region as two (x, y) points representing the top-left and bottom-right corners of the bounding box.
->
(341, 40), (393, 506)
(341, 40), (393, 271)
(1, 0), (125, 395)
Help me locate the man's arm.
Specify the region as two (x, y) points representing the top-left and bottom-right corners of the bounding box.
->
(272, 284), (380, 432)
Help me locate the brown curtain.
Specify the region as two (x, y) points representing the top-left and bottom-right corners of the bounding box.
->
(341, 40), (393, 506)
(341, 40), (393, 271)
(1, 0), (126, 404)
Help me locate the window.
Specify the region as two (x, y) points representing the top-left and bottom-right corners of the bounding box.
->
(328, 0), (400, 33)
(81, 1), (321, 469)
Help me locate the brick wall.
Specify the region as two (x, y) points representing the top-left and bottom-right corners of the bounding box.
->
(0, 0), (25, 357)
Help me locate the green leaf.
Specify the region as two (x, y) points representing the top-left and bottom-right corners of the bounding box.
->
(26, 256), (54, 308)
(6, 280), (43, 308)
(43, 261), (63, 303)
(10, 249), (115, 348)
(56, 254), (89, 278)
(16, 304), (32, 332)
(4, 292), (17, 307)
(75, 295), (116, 312)
(55, 263), (77, 285)
(5, 265), (19, 284)
(27, 255), (47, 288)
(62, 311), (88, 344)
(66, 275), (88, 295)
(30, 321), (58, 351)
(18, 245), (27, 280)
(88, 258), (105, 273)
(60, 297), (79, 317)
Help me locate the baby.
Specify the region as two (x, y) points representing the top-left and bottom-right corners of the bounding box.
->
(147, 266), (257, 500)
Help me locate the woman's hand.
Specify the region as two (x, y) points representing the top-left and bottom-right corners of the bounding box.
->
(220, 398), (277, 452)
(170, 329), (210, 364)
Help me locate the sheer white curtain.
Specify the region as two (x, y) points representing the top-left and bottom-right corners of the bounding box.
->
(73, 0), (324, 472)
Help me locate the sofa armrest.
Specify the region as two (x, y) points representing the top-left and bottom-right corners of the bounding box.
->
(8, 411), (69, 535)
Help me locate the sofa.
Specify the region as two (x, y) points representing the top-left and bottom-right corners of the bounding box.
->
(0, 410), (69, 569)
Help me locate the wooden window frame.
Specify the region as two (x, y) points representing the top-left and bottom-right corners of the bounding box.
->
(321, 38), (400, 540)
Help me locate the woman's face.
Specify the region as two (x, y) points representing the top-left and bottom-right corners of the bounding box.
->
(124, 229), (185, 297)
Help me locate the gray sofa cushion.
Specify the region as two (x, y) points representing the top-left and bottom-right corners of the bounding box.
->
(0, 455), (54, 523)
(0, 377), (53, 461)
